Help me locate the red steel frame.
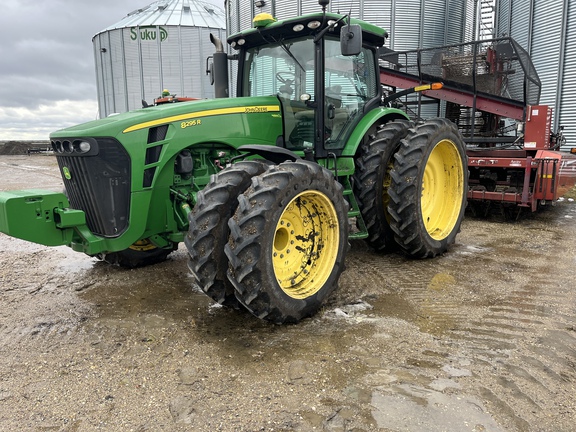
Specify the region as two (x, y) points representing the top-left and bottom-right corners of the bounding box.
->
(380, 67), (575, 211)
(467, 150), (561, 211)
(379, 68), (526, 121)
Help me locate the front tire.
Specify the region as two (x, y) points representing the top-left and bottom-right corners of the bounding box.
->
(225, 160), (349, 324)
(185, 161), (269, 308)
(388, 118), (467, 258)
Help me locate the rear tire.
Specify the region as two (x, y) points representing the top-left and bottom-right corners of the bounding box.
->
(185, 161), (269, 308)
(353, 119), (412, 252)
(225, 160), (349, 324)
(388, 118), (467, 258)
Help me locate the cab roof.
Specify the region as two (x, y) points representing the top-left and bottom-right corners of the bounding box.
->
(227, 12), (387, 49)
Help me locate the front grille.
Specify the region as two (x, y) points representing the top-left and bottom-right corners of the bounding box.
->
(54, 138), (131, 237)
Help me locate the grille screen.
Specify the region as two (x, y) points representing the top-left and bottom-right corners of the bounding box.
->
(55, 138), (131, 237)
(148, 125), (168, 143)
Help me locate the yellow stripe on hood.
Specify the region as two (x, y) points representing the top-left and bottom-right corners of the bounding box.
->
(123, 105), (280, 133)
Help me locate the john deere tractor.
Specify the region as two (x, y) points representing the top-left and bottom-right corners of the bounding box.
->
(0, 0), (467, 323)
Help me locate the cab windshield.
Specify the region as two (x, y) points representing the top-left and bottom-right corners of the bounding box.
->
(242, 36), (377, 151)
(241, 37), (314, 99)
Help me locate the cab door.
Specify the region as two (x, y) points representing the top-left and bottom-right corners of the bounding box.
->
(322, 38), (379, 150)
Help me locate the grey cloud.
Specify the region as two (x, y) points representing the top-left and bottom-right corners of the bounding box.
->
(0, 0), (147, 109)
(0, 0), (224, 139)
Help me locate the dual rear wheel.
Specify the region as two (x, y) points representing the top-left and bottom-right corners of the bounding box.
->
(389, 118), (467, 257)
(355, 118), (467, 257)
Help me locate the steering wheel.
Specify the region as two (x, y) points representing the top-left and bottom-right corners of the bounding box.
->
(276, 71), (296, 84)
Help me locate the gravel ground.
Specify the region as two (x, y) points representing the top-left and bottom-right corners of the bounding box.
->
(0, 154), (575, 431)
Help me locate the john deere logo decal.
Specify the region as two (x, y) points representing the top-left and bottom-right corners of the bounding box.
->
(130, 26), (168, 42)
(62, 167), (72, 180)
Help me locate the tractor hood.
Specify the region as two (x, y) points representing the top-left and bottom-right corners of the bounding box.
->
(50, 96), (282, 143)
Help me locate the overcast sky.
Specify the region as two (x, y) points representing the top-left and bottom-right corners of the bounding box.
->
(0, 0), (224, 141)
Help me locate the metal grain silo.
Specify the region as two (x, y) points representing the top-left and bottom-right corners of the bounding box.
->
(93, 0), (226, 118)
(496, 0), (575, 150)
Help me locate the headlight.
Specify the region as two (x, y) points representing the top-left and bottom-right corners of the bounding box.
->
(76, 141), (91, 153)
(50, 137), (97, 155)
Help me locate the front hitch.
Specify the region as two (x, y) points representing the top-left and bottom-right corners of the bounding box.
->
(0, 190), (87, 247)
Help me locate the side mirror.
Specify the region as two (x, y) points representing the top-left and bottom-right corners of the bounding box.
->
(341, 24), (362, 56)
(206, 57), (215, 85)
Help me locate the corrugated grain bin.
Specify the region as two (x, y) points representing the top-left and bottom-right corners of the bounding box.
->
(93, 0), (226, 118)
(496, 0), (575, 151)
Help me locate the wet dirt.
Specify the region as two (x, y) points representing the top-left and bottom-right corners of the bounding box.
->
(0, 154), (575, 431)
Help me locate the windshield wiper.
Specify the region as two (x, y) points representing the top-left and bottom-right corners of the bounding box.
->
(278, 39), (306, 73)
(256, 29), (306, 73)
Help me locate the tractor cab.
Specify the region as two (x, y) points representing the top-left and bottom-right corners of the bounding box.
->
(225, 8), (387, 158)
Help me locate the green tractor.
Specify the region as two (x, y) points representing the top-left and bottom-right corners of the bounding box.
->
(0, 0), (467, 323)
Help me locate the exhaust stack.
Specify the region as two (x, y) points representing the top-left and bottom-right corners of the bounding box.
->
(209, 33), (229, 98)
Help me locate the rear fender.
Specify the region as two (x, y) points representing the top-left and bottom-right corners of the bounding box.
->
(342, 107), (410, 156)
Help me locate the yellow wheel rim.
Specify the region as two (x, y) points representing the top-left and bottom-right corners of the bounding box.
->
(129, 239), (157, 252)
(272, 191), (340, 299)
(421, 139), (464, 241)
